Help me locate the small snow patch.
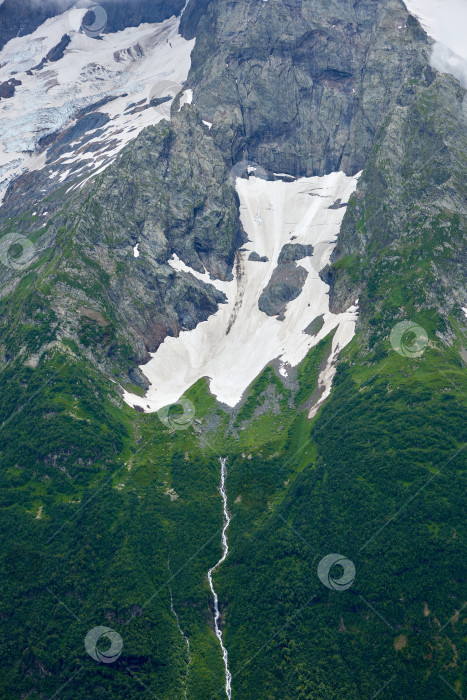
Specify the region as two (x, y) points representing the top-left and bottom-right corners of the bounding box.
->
(133, 243), (140, 258)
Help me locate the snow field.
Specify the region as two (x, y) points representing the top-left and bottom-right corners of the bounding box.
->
(124, 171), (361, 413)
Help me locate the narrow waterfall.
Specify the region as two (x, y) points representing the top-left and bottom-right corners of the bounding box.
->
(168, 557), (191, 698)
(207, 457), (232, 699)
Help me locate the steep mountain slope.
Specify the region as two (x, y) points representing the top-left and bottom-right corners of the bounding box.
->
(183, 0), (432, 175)
(0, 107), (241, 386)
(0, 0), (466, 699)
(0, 9), (194, 206)
(124, 171), (360, 411)
(0, 0), (185, 50)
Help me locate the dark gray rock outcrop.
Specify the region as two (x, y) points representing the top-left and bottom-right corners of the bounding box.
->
(326, 71), (467, 318)
(0, 77), (20, 99)
(0, 107), (243, 376)
(32, 34), (71, 70)
(185, 0), (432, 176)
(304, 314), (325, 336)
(278, 243), (313, 264)
(258, 264), (309, 319)
(1, 0), (465, 383)
(248, 251), (268, 262)
(259, 243), (313, 318)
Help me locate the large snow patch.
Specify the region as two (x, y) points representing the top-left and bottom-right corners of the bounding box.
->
(124, 172), (360, 412)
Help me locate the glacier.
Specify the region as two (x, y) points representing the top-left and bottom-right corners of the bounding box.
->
(0, 7), (194, 201)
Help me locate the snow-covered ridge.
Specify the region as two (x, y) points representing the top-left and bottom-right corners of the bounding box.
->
(124, 171), (360, 412)
(0, 7), (194, 201)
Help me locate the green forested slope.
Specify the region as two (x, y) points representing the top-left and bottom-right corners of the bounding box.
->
(0, 292), (465, 698)
(0, 6), (466, 697)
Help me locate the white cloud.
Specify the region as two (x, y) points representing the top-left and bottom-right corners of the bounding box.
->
(404, 0), (467, 87)
(431, 42), (467, 88)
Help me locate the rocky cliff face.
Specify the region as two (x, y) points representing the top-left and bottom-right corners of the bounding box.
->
(0, 108), (242, 381)
(0, 0), (465, 384)
(259, 243), (313, 318)
(0, 4), (466, 700)
(184, 0), (432, 176)
(327, 70), (467, 320)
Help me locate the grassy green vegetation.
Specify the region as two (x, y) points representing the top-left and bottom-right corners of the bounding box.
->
(1, 288), (465, 699)
(0, 53), (465, 699)
(0, 291), (337, 700)
(1, 141), (466, 698)
(219, 341), (466, 698)
(0, 344), (229, 699)
(214, 219), (467, 698)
